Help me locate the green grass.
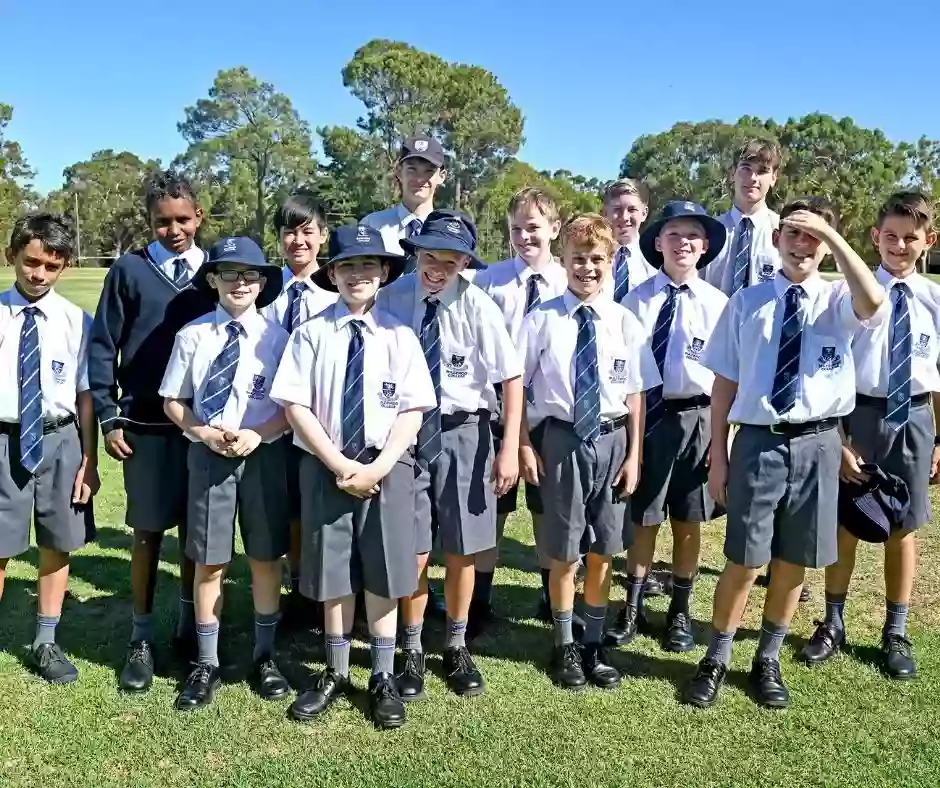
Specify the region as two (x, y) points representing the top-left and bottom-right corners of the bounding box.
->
(2, 267), (940, 788)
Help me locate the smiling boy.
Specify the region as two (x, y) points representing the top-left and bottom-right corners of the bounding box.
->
(602, 178), (656, 302)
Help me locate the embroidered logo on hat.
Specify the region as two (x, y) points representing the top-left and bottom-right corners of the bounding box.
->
(446, 220), (462, 235)
(223, 237), (237, 253)
(683, 201), (696, 212)
(414, 140), (429, 152)
(356, 226), (371, 244)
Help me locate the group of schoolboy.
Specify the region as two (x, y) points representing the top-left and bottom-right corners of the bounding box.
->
(1, 133), (937, 726)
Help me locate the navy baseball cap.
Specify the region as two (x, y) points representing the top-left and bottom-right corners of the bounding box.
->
(399, 135), (445, 168)
(640, 200), (727, 270)
(310, 224), (407, 293)
(838, 463), (911, 543)
(400, 209), (486, 269)
(192, 236), (283, 309)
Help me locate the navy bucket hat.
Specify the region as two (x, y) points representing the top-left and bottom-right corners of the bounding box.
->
(192, 236), (283, 309)
(399, 209), (486, 269)
(310, 224), (408, 293)
(639, 200), (727, 270)
(838, 463), (911, 543)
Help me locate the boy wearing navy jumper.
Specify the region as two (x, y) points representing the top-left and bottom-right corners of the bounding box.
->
(380, 210), (523, 699)
(89, 173), (216, 693)
(610, 201), (728, 652)
(161, 237), (291, 711)
(684, 197), (885, 710)
(519, 214), (660, 690)
(801, 192), (940, 679)
(271, 224), (435, 729)
(0, 214), (99, 684)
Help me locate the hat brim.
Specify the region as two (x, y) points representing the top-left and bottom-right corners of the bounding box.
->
(191, 261), (284, 310)
(639, 215), (728, 270)
(310, 253), (408, 293)
(400, 236), (486, 269)
(838, 488), (892, 543)
(399, 152), (445, 168)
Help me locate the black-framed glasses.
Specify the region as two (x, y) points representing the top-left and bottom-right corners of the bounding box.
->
(215, 269), (263, 283)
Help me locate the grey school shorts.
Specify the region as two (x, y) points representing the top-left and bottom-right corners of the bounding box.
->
(299, 450), (418, 601)
(415, 410), (496, 557)
(537, 417), (632, 563)
(494, 419), (546, 516)
(122, 427), (189, 533)
(845, 396), (933, 532)
(633, 399), (723, 526)
(185, 440), (290, 565)
(0, 423), (94, 559)
(725, 423), (842, 569)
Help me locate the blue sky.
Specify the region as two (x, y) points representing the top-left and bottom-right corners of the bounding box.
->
(3, 0), (939, 193)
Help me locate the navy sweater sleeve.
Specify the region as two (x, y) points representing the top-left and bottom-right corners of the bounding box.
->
(89, 259), (128, 433)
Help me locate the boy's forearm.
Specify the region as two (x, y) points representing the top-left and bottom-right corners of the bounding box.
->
(827, 229), (884, 319)
(164, 398), (208, 439)
(932, 392), (940, 436)
(285, 404), (349, 475)
(626, 392), (642, 460)
(370, 409), (423, 478)
(252, 411), (289, 442)
(499, 376), (523, 454)
(77, 390), (98, 462)
(710, 376), (737, 459)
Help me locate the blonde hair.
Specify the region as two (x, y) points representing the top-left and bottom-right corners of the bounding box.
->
(561, 214), (616, 256)
(507, 187), (560, 224)
(603, 178), (649, 206)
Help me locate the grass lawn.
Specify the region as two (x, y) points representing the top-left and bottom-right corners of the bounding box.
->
(1, 267), (940, 788)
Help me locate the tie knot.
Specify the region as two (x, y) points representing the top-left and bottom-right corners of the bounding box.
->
(290, 281), (307, 295)
(576, 304), (594, 324)
(786, 285), (805, 302)
(225, 321), (242, 340)
(348, 318), (364, 336)
(22, 306), (40, 317)
(893, 282), (910, 299)
(740, 216), (753, 230)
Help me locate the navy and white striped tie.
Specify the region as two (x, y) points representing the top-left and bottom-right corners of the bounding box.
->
(645, 284), (687, 436)
(172, 258), (190, 287)
(573, 305), (600, 442)
(613, 247), (630, 303)
(417, 298), (442, 464)
(341, 320), (366, 460)
(885, 283), (912, 430)
(524, 274), (543, 315)
(406, 218), (423, 239)
(731, 217), (752, 294)
(284, 281), (306, 332)
(770, 285), (805, 415)
(201, 322), (242, 423)
(18, 306), (43, 474)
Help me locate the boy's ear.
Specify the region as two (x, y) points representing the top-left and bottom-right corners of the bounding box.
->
(870, 227), (881, 249)
(654, 235), (663, 253)
(772, 228), (781, 249)
(927, 230), (938, 249)
(380, 262), (390, 284)
(550, 220), (562, 240)
(4, 247), (13, 266)
(328, 266), (338, 287)
(194, 205), (204, 229)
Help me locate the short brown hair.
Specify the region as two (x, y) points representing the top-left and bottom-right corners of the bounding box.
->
(736, 138), (782, 172)
(603, 178), (649, 206)
(560, 214), (616, 257)
(779, 196), (840, 232)
(877, 191), (935, 231)
(507, 187), (559, 224)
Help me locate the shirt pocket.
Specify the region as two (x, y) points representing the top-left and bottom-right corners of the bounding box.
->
(369, 351), (400, 412)
(241, 361), (273, 402)
(810, 334), (850, 380)
(909, 318), (936, 365)
(441, 341), (475, 382)
(601, 343), (633, 388)
(754, 252), (778, 284)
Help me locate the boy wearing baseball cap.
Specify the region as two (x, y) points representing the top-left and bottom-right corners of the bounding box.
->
(380, 210), (523, 700)
(361, 135), (447, 274)
(271, 224), (435, 729)
(160, 236), (292, 712)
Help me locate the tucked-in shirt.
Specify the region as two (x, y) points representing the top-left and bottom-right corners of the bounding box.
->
(702, 271), (883, 425)
(474, 256), (569, 341)
(520, 289), (661, 423)
(379, 273), (522, 414)
(146, 241), (206, 285)
(703, 206), (781, 296)
(261, 267), (338, 328)
(270, 301), (436, 452)
(0, 287), (92, 421)
(622, 271), (729, 399)
(599, 239), (656, 301)
(159, 304), (289, 440)
(360, 203), (418, 256)
(852, 266), (940, 397)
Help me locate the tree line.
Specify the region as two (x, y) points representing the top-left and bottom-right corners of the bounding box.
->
(2, 39), (940, 264)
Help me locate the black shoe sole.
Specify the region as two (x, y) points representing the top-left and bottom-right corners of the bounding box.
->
(605, 631), (637, 647)
(589, 675), (622, 690)
(753, 694), (790, 710)
(42, 671), (79, 686)
(399, 689), (427, 703)
(288, 702), (336, 722)
(882, 665), (918, 681)
(373, 715), (406, 730)
(552, 676), (588, 692)
(175, 681), (221, 712)
(663, 640), (696, 654)
(683, 693), (719, 709)
(448, 683), (485, 698)
(799, 648), (840, 666)
(119, 679), (153, 694)
(257, 685), (291, 702)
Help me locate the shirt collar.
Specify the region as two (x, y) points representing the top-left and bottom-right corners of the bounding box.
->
(653, 269), (703, 296)
(772, 270), (823, 299)
(332, 299), (378, 334)
(513, 256), (556, 281)
(397, 203), (419, 229)
(282, 266), (314, 288)
(214, 303), (258, 334)
(148, 241), (204, 269)
(562, 288), (612, 318)
(877, 264), (925, 293)
(8, 286), (56, 317)
(730, 204), (771, 226)
(420, 274), (461, 308)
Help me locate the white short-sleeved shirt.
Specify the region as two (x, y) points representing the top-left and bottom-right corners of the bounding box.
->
(360, 204), (419, 257)
(622, 271), (729, 399)
(261, 267), (338, 329)
(270, 300), (436, 453)
(378, 273), (523, 414)
(703, 206), (781, 296)
(159, 304), (289, 440)
(146, 241), (206, 283)
(701, 271), (883, 425)
(0, 287), (92, 422)
(852, 266), (940, 397)
(520, 289), (661, 423)
(474, 257), (568, 341)
(599, 240), (656, 301)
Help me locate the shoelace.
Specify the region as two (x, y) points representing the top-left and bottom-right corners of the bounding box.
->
(810, 620), (838, 644)
(669, 613), (690, 631)
(563, 642), (583, 666)
(698, 658), (723, 679)
(756, 660), (783, 682)
(451, 647), (475, 674)
(38, 644), (69, 668)
(886, 634), (912, 655)
(403, 651), (422, 674)
(129, 642), (152, 662)
(189, 663), (214, 684)
(373, 678), (397, 700)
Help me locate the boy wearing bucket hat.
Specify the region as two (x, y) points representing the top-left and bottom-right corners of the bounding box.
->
(160, 236), (292, 712)
(270, 224), (435, 729)
(683, 197), (885, 710)
(801, 191), (940, 680)
(379, 209), (523, 699)
(607, 201), (728, 653)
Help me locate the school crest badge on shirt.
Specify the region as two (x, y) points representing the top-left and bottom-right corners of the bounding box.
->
(609, 358), (628, 384)
(51, 360), (66, 384)
(685, 338), (705, 362)
(380, 381), (400, 409)
(758, 261), (776, 282)
(444, 353), (469, 379)
(914, 333), (932, 359)
(817, 346), (842, 372)
(248, 374), (267, 400)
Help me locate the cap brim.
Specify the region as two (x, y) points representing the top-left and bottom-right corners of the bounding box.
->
(639, 215), (728, 270)
(399, 152), (445, 168)
(192, 262), (284, 310)
(400, 236), (486, 269)
(310, 255), (408, 293)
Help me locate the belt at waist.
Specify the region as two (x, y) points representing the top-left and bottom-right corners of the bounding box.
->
(546, 414), (629, 436)
(442, 409), (491, 429)
(665, 395), (711, 413)
(856, 393), (930, 409)
(743, 417), (840, 438)
(0, 414), (76, 436)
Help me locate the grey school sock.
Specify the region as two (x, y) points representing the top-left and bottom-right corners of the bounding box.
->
(33, 614), (59, 649)
(371, 636), (396, 676)
(252, 612), (280, 661)
(176, 598), (196, 637)
(705, 629), (735, 666)
(824, 592), (847, 633)
(884, 599), (909, 638)
(325, 633), (350, 677)
(195, 621), (220, 667)
(445, 617), (468, 649)
(402, 622), (424, 652)
(669, 575), (694, 616)
(130, 613), (154, 644)
(582, 603), (607, 645)
(755, 618), (789, 663)
(553, 609), (574, 646)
